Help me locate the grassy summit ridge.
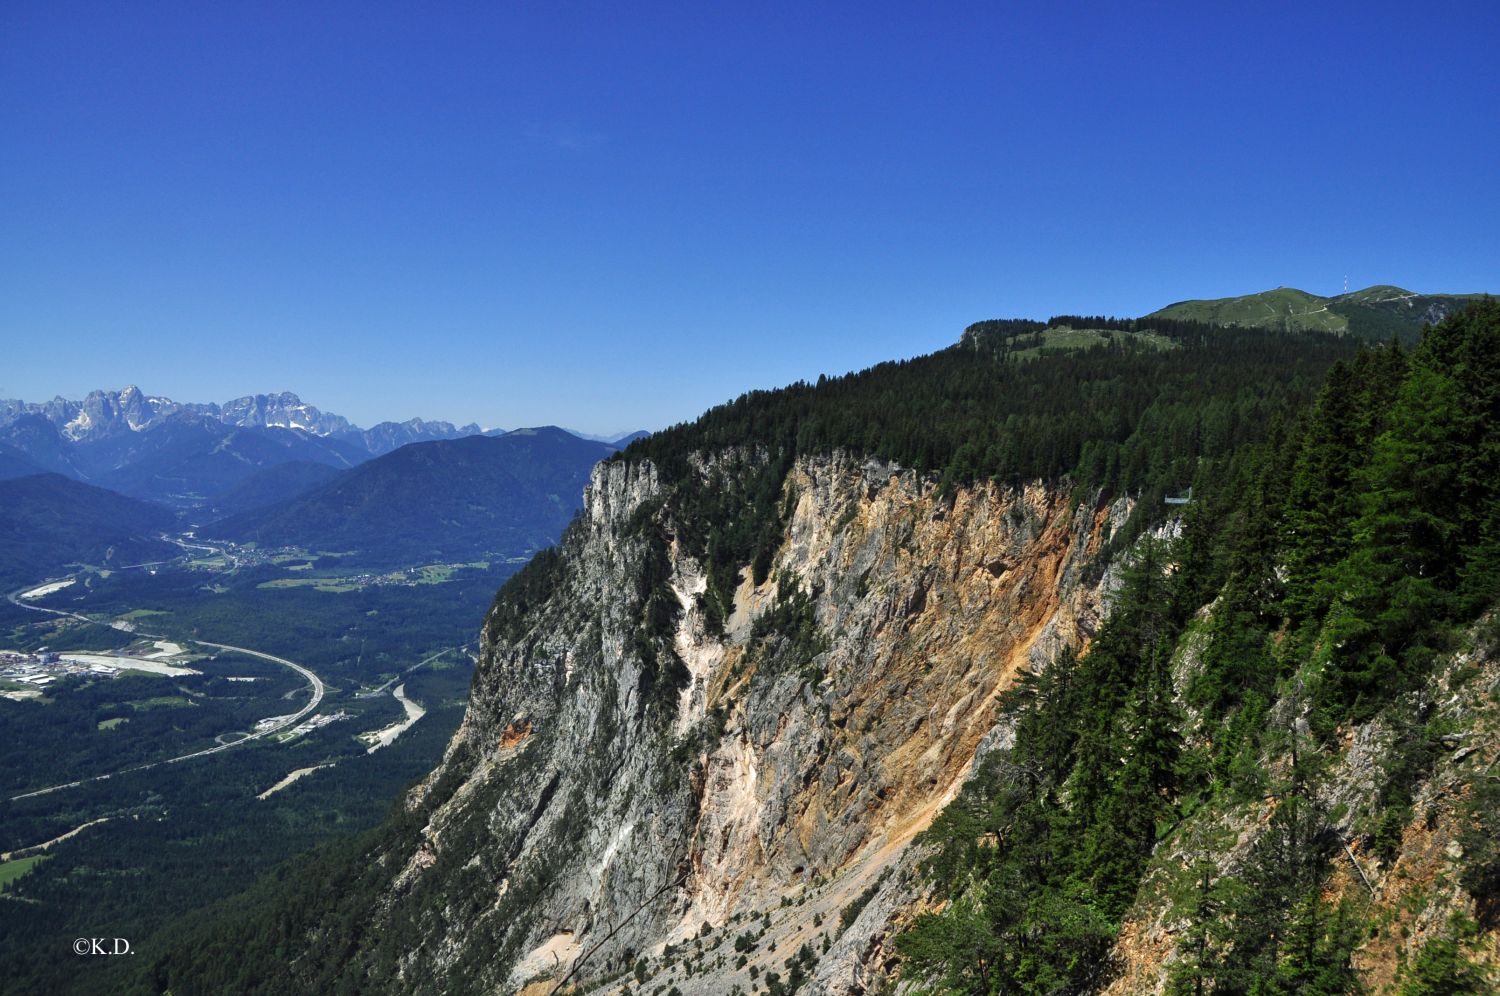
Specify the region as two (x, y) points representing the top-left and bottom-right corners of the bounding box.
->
(1149, 284), (1484, 343)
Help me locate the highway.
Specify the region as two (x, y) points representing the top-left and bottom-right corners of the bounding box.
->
(4, 577), (328, 802)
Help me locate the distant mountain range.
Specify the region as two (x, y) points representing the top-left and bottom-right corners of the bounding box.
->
(0, 386), (646, 506)
(1147, 284), (1483, 343)
(0, 386), (488, 453)
(74, 414), (370, 502)
(562, 427), (653, 446)
(0, 383), (645, 581)
(0, 425), (628, 582)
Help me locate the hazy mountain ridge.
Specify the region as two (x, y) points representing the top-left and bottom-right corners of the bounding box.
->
(356, 416), (487, 456)
(0, 442), (45, 481)
(0, 474), (177, 589)
(201, 427), (619, 568)
(63, 413), (369, 502)
(199, 460), (347, 519)
(0, 414), (86, 478)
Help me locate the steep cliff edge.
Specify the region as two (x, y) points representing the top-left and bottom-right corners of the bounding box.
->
(384, 453), (1128, 994)
(385, 443), (1500, 996)
(146, 309), (1500, 995)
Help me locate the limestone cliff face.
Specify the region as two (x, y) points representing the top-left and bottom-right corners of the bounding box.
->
(380, 452), (1128, 994)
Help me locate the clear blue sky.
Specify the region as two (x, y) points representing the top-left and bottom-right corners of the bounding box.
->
(3, 2), (1496, 433)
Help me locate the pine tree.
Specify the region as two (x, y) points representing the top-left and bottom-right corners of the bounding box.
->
(1283, 358), (1367, 622)
(1320, 364), (1461, 716)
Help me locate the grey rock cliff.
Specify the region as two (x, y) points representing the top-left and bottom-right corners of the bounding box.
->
(372, 452), (1127, 994)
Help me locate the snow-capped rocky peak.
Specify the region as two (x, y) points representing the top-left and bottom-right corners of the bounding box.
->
(219, 392), (353, 437)
(61, 385), (187, 441)
(2, 386), (483, 457)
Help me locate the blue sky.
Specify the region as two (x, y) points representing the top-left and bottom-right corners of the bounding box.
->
(3, 2), (1496, 433)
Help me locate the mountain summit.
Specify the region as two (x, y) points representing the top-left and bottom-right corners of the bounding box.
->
(217, 391), (355, 436)
(1148, 284), (1482, 342)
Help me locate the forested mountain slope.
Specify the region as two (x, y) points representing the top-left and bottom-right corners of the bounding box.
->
(903, 302), (1500, 994)
(142, 303), (1498, 995)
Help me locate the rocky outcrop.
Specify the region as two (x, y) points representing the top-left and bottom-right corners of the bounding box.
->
(376, 452), (1129, 994)
(1104, 623), (1500, 994)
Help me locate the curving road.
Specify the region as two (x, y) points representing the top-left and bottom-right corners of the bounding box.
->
(5, 578), (327, 802)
